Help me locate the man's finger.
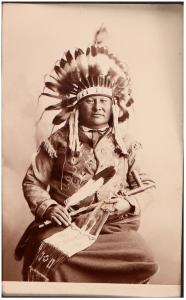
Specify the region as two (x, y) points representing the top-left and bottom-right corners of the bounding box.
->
(51, 214), (70, 227)
(54, 212), (71, 226)
(57, 206), (72, 221)
(104, 199), (118, 204)
(51, 215), (62, 226)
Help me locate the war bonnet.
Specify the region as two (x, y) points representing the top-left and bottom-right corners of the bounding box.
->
(39, 26), (134, 156)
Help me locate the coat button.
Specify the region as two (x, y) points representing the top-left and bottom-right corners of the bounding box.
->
(72, 166), (77, 172)
(81, 170), (86, 176)
(73, 177), (80, 185)
(65, 176), (71, 182)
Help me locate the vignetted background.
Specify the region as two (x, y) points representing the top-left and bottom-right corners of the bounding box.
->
(3, 3), (183, 284)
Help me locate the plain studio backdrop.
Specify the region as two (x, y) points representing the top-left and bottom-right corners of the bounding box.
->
(3, 3), (183, 285)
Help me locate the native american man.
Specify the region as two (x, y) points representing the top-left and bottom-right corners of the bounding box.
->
(15, 27), (159, 283)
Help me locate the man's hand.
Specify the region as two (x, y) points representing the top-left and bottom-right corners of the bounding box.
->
(44, 204), (72, 226)
(104, 197), (131, 215)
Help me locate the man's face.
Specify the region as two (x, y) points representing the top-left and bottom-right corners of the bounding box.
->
(78, 95), (112, 129)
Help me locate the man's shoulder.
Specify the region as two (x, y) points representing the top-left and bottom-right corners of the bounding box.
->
(50, 125), (69, 141)
(40, 126), (69, 158)
(45, 125), (69, 150)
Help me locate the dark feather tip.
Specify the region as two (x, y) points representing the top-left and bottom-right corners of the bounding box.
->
(126, 98), (134, 107)
(86, 47), (90, 56)
(65, 50), (73, 63)
(93, 166), (115, 183)
(41, 93), (62, 100)
(60, 58), (67, 68)
(52, 115), (64, 125)
(45, 103), (62, 111)
(78, 48), (84, 55)
(52, 108), (71, 125)
(45, 81), (60, 93)
(118, 109), (129, 122)
(91, 46), (97, 57)
(54, 66), (61, 76)
(74, 49), (79, 59)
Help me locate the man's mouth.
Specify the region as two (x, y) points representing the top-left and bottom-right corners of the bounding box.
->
(92, 114), (104, 117)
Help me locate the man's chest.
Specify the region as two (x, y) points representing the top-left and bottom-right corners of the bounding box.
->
(51, 135), (129, 198)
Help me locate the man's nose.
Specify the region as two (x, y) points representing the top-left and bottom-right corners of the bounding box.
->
(93, 100), (102, 111)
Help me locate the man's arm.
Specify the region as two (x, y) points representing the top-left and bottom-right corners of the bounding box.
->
(23, 138), (72, 226)
(125, 140), (156, 216)
(22, 143), (58, 220)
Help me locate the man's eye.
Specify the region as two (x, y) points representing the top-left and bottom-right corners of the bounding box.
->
(85, 99), (94, 104)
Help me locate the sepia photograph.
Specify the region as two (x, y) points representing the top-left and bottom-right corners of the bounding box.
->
(2, 2), (183, 297)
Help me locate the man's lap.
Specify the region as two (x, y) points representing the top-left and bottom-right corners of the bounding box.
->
(23, 220), (158, 282)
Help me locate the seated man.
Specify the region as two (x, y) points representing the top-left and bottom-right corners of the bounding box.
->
(15, 27), (159, 283)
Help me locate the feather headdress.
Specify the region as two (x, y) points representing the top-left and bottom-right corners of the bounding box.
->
(39, 26), (133, 125)
(39, 26), (134, 156)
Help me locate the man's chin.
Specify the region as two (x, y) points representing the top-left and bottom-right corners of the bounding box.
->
(88, 120), (109, 129)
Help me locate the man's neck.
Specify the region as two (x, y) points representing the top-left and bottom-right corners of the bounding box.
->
(80, 124), (110, 132)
